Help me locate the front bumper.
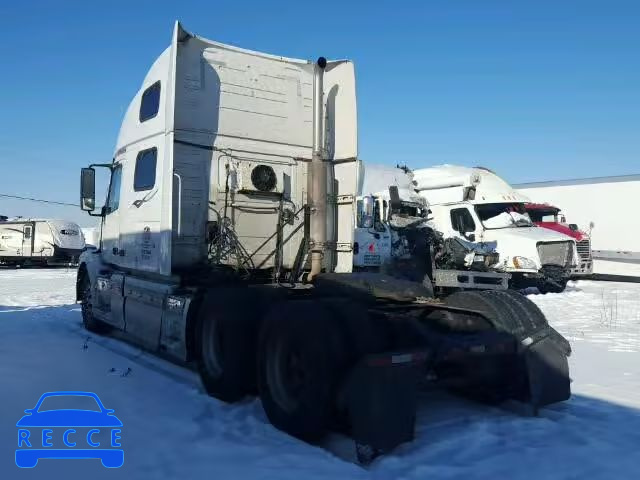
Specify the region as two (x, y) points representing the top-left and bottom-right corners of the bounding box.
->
(571, 260), (593, 276)
(51, 246), (84, 264)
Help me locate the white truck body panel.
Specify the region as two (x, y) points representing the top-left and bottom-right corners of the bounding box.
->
(516, 175), (640, 276)
(101, 22), (358, 277)
(354, 165), (425, 268)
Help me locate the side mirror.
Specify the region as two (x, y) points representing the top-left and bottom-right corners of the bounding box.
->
(589, 221), (595, 230)
(569, 223), (578, 231)
(80, 168), (96, 211)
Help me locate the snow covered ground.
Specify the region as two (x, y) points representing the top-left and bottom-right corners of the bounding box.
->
(1, 269), (639, 479)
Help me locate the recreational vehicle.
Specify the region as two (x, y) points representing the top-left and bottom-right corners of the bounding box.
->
(0, 218), (85, 266)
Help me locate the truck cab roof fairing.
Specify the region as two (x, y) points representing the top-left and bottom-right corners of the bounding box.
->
(106, 22), (358, 276)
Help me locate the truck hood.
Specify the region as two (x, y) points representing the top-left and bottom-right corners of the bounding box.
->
(483, 225), (575, 243)
(535, 222), (585, 241)
(482, 226), (576, 271)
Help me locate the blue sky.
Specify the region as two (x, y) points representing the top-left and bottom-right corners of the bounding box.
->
(0, 0), (638, 225)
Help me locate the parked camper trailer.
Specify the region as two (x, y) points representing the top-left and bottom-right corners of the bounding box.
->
(413, 165), (579, 293)
(0, 218), (85, 266)
(76, 23), (571, 462)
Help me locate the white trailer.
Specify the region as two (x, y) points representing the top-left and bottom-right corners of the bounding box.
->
(0, 218), (85, 266)
(413, 165), (579, 293)
(74, 22), (571, 462)
(516, 175), (640, 277)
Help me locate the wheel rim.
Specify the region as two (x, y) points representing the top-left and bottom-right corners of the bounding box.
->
(267, 338), (310, 413)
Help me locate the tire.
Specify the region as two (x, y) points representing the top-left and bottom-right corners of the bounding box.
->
(444, 291), (519, 335)
(501, 290), (571, 355)
(443, 291), (535, 403)
(538, 279), (568, 294)
(257, 299), (349, 442)
(318, 297), (390, 358)
(80, 276), (110, 334)
(196, 288), (264, 403)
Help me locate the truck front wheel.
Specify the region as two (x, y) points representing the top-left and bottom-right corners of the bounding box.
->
(79, 277), (110, 333)
(257, 299), (349, 442)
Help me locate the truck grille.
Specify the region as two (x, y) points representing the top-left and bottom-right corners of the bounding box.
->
(537, 241), (573, 268)
(576, 239), (591, 260)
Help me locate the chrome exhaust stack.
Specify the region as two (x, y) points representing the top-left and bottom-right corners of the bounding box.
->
(308, 57), (327, 281)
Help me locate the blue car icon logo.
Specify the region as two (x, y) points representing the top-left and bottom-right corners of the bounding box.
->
(16, 391), (123, 468)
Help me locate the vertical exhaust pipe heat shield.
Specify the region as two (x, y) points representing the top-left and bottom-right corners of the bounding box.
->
(308, 57), (327, 281)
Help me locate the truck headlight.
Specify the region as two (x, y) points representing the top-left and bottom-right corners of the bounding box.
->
(512, 256), (537, 270)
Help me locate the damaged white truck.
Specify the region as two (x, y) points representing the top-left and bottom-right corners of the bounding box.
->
(354, 164), (510, 292)
(76, 22), (571, 462)
(414, 165), (579, 293)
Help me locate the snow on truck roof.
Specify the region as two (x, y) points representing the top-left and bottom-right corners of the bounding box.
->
(412, 164), (530, 205)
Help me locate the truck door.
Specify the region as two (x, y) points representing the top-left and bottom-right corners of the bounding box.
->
(353, 196), (390, 268)
(118, 141), (163, 272)
(101, 163), (123, 265)
(21, 224), (34, 257)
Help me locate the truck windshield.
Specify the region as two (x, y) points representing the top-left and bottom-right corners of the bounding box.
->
(475, 203), (533, 229)
(526, 209), (559, 223)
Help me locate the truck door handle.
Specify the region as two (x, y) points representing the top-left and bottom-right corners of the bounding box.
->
(173, 172), (182, 236)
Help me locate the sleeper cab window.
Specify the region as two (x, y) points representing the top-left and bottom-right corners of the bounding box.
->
(134, 148), (157, 191)
(139, 81), (161, 122)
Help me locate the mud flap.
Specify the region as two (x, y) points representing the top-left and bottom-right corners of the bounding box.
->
(524, 336), (571, 411)
(339, 352), (426, 464)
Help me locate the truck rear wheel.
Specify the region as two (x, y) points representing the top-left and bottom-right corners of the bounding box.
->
(257, 299), (349, 442)
(445, 291), (521, 336)
(444, 290), (571, 404)
(443, 291), (525, 402)
(501, 290), (571, 355)
(196, 288), (263, 403)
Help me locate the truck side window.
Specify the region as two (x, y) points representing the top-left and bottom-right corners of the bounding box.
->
(134, 148), (157, 191)
(139, 81), (161, 122)
(106, 165), (122, 213)
(24, 226), (32, 239)
(450, 208), (476, 233)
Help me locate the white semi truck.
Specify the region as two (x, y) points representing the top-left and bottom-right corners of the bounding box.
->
(76, 22), (571, 461)
(0, 218), (85, 266)
(413, 165), (579, 293)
